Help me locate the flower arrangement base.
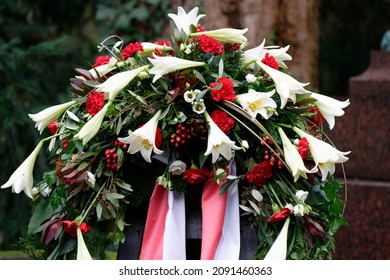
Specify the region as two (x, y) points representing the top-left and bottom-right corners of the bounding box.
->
(116, 186), (258, 260)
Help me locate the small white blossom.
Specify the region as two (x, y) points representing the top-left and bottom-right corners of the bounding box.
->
(192, 99), (206, 114)
(295, 190), (309, 202)
(168, 160), (187, 175)
(245, 74), (257, 83)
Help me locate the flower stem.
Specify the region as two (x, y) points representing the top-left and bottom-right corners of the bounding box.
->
(79, 182), (106, 225)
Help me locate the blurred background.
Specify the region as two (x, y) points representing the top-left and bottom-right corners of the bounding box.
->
(1, 0), (389, 258)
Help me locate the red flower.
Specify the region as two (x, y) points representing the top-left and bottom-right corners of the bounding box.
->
(210, 110), (235, 134)
(261, 53), (279, 70)
(121, 42), (144, 60)
(48, 120), (59, 135)
(155, 127), (163, 148)
(198, 34), (224, 55)
(228, 43), (241, 51)
(183, 168), (210, 185)
(210, 77), (235, 102)
(268, 207), (291, 223)
(309, 107), (325, 130)
(86, 91), (105, 116)
(93, 55), (110, 67)
(298, 137), (309, 160)
(246, 160), (273, 187)
(63, 221), (92, 237)
(154, 40), (171, 47)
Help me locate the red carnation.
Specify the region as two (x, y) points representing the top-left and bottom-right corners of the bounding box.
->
(210, 110), (235, 134)
(86, 91), (105, 116)
(183, 168), (210, 185)
(93, 55), (110, 67)
(298, 137), (309, 160)
(261, 52), (279, 70)
(63, 220), (92, 237)
(268, 207), (291, 223)
(246, 160), (273, 187)
(198, 34), (224, 55)
(48, 120), (59, 135)
(121, 42), (144, 60)
(210, 77), (235, 102)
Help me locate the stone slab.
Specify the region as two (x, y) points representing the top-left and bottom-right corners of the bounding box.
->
(329, 50), (390, 181)
(333, 179), (390, 260)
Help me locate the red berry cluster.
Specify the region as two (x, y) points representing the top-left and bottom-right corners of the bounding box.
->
(114, 140), (127, 150)
(170, 124), (192, 148)
(105, 149), (119, 171)
(261, 136), (284, 169)
(104, 141), (127, 172)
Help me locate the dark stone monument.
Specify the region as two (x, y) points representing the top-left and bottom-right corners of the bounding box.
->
(329, 47), (390, 259)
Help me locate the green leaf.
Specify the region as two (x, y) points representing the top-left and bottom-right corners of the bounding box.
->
(96, 202), (103, 220)
(219, 179), (237, 195)
(28, 198), (62, 234)
(115, 179), (132, 192)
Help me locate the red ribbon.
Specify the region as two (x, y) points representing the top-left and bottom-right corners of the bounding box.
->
(139, 183), (169, 260)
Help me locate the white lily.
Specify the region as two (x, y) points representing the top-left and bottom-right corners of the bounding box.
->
(168, 6), (205, 35)
(89, 57), (120, 79)
(259, 62), (309, 109)
(293, 127), (350, 180)
(191, 28), (248, 45)
(28, 100), (76, 134)
(204, 111), (241, 163)
(1, 140), (44, 199)
(148, 56), (205, 83)
(264, 217), (290, 260)
(118, 110), (164, 163)
(309, 92), (350, 130)
(74, 101), (111, 145)
(235, 89), (277, 119)
(243, 39), (292, 69)
(95, 65), (149, 100)
(76, 227), (92, 260)
(140, 42), (172, 57)
(278, 127), (318, 182)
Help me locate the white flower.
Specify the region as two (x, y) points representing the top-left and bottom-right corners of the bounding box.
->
(245, 74), (257, 83)
(148, 56), (205, 83)
(183, 89), (199, 103)
(191, 28), (249, 45)
(204, 111), (241, 163)
(293, 204), (305, 217)
(118, 110), (164, 163)
(140, 42), (172, 57)
(192, 99), (206, 114)
(168, 160), (187, 175)
(89, 57), (119, 78)
(309, 92), (350, 130)
(264, 217), (290, 260)
(1, 140), (44, 199)
(243, 39), (292, 69)
(157, 175), (172, 189)
(293, 127), (350, 180)
(259, 62), (309, 109)
(235, 89), (277, 119)
(295, 190), (309, 202)
(28, 100), (76, 134)
(95, 65), (148, 100)
(278, 127), (318, 182)
(74, 101), (111, 145)
(168, 6), (205, 35)
(76, 227), (92, 260)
